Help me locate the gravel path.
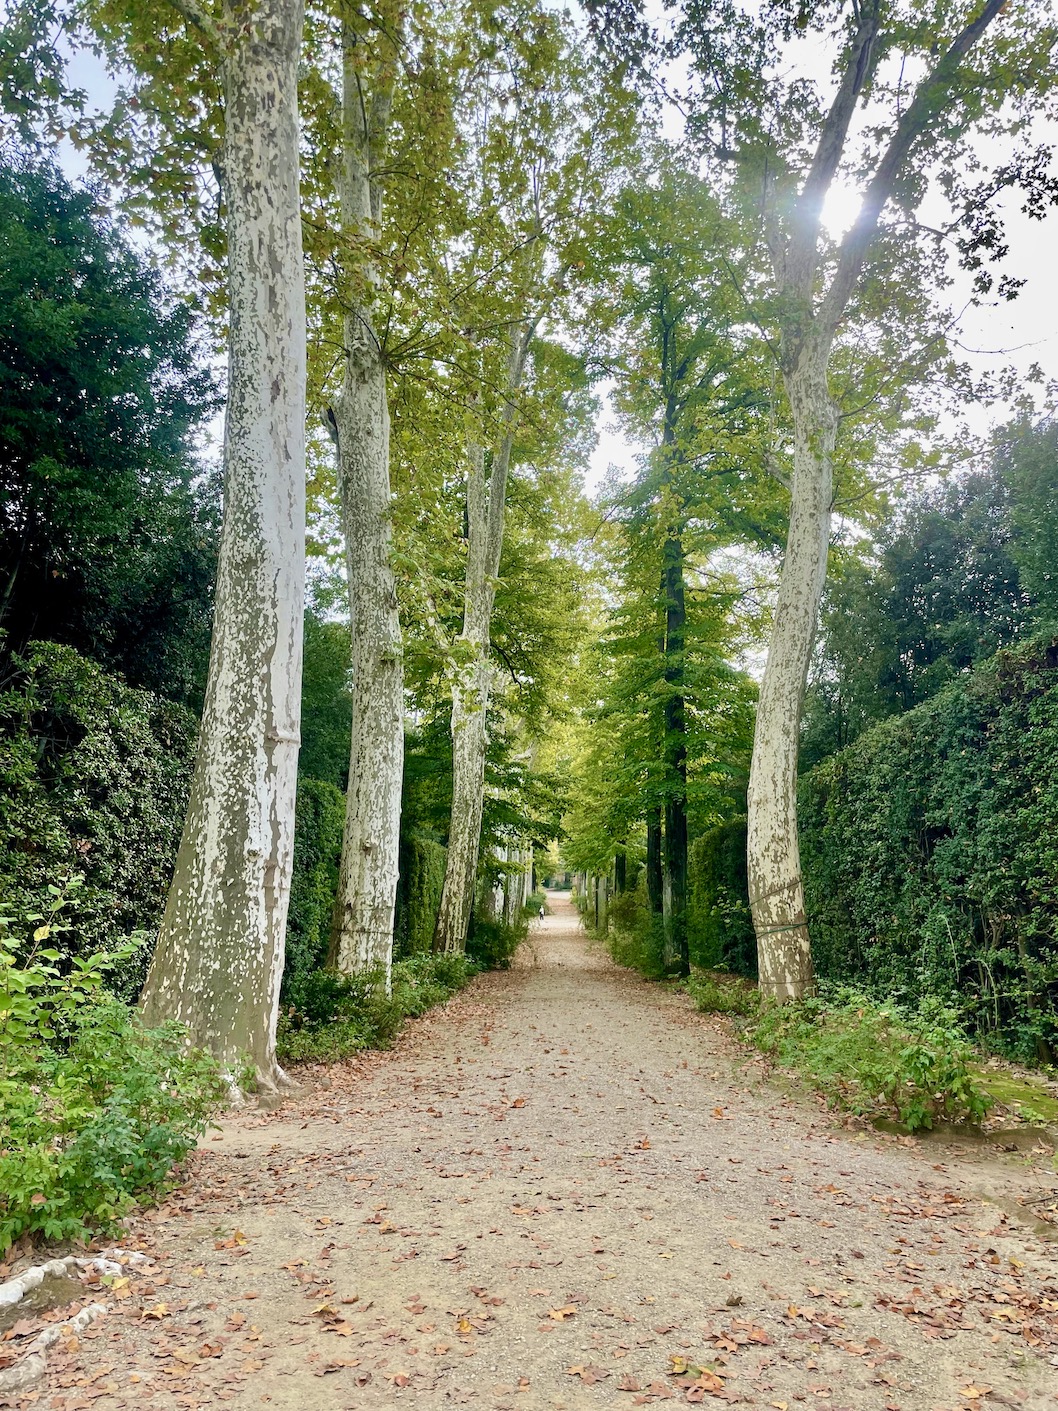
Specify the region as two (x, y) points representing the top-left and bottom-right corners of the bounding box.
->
(10, 893), (1058, 1410)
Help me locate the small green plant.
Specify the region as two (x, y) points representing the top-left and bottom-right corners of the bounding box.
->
(467, 914), (526, 970)
(687, 970), (760, 1018)
(524, 890), (548, 916)
(749, 988), (993, 1131)
(276, 951), (479, 1063)
(0, 883), (224, 1251)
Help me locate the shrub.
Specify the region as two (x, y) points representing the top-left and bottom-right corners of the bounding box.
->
(276, 951), (478, 1063)
(687, 970), (760, 1018)
(0, 888), (223, 1251)
(394, 835), (447, 957)
(524, 890), (547, 915)
(467, 913), (526, 970)
(749, 989), (993, 1132)
(282, 777), (345, 994)
(0, 642), (197, 998)
(688, 821), (756, 977)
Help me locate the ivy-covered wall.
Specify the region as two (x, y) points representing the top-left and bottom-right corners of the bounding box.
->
(691, 637), (1058, 1063)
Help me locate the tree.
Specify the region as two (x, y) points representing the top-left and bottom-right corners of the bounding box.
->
(0, 155), (219, 708)
(80, 0), (309, 1090)
(668, 0), (1056, 997)
(431, 0), (632, 953)
(317, 3), (405, 992)
(589, 168), (780, 971)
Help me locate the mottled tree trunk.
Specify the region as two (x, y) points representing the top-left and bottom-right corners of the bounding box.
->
(747, 350), (834, 1000)
(434, 330), (531, 954)
(140, 0), (306, 1091)
(328, 19), (403, 992)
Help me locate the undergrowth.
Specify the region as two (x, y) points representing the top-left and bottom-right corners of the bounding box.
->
(0, 879), (225, 1252)
(277, 951), (483, 1063)
(689, 972), (993, 1132)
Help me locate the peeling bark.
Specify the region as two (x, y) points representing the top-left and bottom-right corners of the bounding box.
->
(434, 331), (531, 954)
(140, 0), (306, 1091)
(327, 17), (404, 993)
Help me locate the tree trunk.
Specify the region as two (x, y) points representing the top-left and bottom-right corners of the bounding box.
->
(747, 349), (835, 1000)
(646, 806), (663, 915)
(614, 845), (627, 894)
(662, 525), (689, 976)
(434, 329), (531, 954)
(140, 0), (306, 1091)
(328, 18), (403, 992)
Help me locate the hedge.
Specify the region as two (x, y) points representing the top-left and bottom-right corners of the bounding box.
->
(0, 641), (197, 997)
(394, 835), (447, 957)
(691, 636), (1058, 1063)
(282, 777), (346, 994)
(688, 821), (756, 976)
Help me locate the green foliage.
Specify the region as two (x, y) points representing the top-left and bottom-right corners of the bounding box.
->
(394, 834), (447, 957)
(686, 970), (759, 1018)
(596, 882), (669, 979)
(749, 990), (993, 1133)
(276, 952), (477, 1064)
(299, 582), (353, 790)
(688, 821), (756, 976)
(466, 913), (527, 971)
(525, 890), (547, 915)
(0, 153), (219, 708)
(0, 887), (223, 1252)
(282, 777), (346, 997)
(800, 635), (1058, 1064)
(0, 641), (196, 995)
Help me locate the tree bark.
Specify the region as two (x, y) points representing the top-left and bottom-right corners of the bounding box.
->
(744, 0), (1007, 1001)
(328, 17), (403, 992)
(747, 349), (834, 1000)
(434, 330), (531, 954)
(140, 0), (306, 1091)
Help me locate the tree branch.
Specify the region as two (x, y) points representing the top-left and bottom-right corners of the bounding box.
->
(817, 0), (1008, 343)
(166, 0), (222, 49)
(783, 0), (881, 294)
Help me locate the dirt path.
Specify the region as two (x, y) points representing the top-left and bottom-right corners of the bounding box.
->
(13, 894), (1058, 1410)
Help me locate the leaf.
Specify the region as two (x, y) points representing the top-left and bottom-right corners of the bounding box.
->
(549, 1305), (578, 1320)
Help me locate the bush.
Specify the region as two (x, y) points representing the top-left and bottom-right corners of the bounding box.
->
(799, 636), (1058, 1063)
(688, 821), (756, 977)
(0, 887), (223, 1251)
(687, 970), (760, 1018)
(0, 642), (197, 998)
(749, 989), (993, 1132)
(394, 835), (447, 957)
(524, 890), (548, 916)
(276, 951), (478, 1063)
(467, 913), (527, 970)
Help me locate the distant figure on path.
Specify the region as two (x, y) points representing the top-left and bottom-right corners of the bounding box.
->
(538, 905), (545, 919)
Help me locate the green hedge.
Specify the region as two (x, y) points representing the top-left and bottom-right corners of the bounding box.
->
(0, 642), (196, 996)
(800, 636), (1058, 1062)
(688, 821), (756, 976)
(690, 637), (1058, 1063)
(394, 834), (447, 957)
(282, 777), (346, 994)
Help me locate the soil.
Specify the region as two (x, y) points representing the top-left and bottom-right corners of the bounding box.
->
(6, 893), (1058, 1410)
